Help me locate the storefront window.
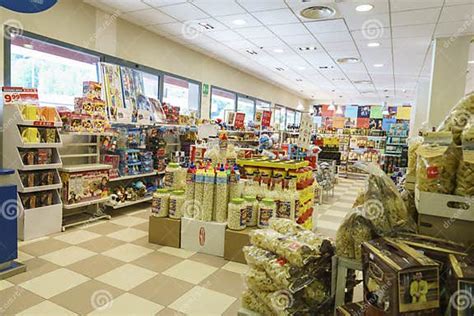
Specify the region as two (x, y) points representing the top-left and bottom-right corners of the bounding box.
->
(162, 75), (200, 116)
(10, 35), (99, 108)
(256, 99), (271, 111)
(295, 111), (302, 125)
(211, 87), (236, 120)
(237, 96), (255, 124)
(142, 72), (159, 99)
(275, 105), (286, 131)
(287, 109), (296, 128)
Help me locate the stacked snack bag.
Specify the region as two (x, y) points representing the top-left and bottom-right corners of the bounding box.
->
(241, 219), (334, 315)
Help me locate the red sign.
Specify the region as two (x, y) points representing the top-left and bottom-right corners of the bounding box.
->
(427, 166), (439, 179)
(357, 118), (370, 128)
(234, 112), (245, 129)
(198, 227), (206, 246)
(33, 121), (55, 127)
(261, 110), (272, 127)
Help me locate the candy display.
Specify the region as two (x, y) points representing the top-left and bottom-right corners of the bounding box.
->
(227, 198), (246, 230)
(243, 195), (258, 227)
(214, 168), (228, 222)
(169, 190), (185, 219)
(454, 125), (474, 196)
(202, 169), (215, 221)
(257, 198), (276, 228)
(165, 162), (186, 189)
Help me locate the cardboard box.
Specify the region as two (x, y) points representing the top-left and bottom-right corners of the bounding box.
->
(224, 227), (256, 264)
(415, 189), (473, 222)
(149, 216), (181, 248)
(181, 217), (226, 257)
(336, 301), (366, 316)
(418, 214), (474, 247)
(362, 238), (440, 315)
(446, 253), (474, 316)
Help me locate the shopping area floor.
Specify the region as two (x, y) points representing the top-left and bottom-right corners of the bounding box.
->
(0, 177), (365, 315)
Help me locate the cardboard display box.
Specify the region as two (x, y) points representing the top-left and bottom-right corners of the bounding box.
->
(336, 301), (366, 316)
(446, 253), (474, 316)
(415, 189), (473, 222)
(149, 216), (181, 248)
(418, 214), (474, 247)
(181, 217), (226, 257)
(224, 227), (256, 264)
(362, 238), (440, 316)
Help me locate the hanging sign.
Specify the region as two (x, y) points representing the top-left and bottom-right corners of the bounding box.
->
(297, 113), (314, 149)
(2, 0), (58, 13)
(233, 112), (246, 129)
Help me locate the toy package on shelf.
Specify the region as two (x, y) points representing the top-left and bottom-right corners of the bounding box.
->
(60, 170), (109, 205)
(20, 148), (54, 165)
(162, 102), (180, 124)
(108, 180), (153, 206)
(20, 190), (57, 209)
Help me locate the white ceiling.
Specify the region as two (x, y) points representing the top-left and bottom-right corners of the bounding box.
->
(85, 0), (474, 105)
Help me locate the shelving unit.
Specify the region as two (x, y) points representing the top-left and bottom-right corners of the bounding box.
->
(3, 103), (64, 240)
(58, 133), (112, 231)
(104, 195), (152, 209)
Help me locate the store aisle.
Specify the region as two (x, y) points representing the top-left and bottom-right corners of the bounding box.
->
(314, 177), (366, 238)
(0, 178), (365, 316)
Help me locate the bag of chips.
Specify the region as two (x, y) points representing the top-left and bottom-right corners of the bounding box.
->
(455, 124), (474, 196)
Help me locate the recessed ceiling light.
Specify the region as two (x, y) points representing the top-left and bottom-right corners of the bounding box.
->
(337, 57), (360, 64)
(273, 48), (284, 53)
(367, 42), (380, 47)
(300, 5), (335, 20)
(353, 80), (373, 84)
(296, 79), (303, 82)
(469, 60), (474, 64)
(356, 4), (374, 12)
(297, 66), (306, 70)
(232, 19), (246, 26)
(298, 46), (317, 51)
(373, 63), (384, 67)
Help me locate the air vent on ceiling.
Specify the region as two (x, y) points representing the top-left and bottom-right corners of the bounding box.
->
(337, 57), (360, 64)
(246, 49), (258, 55)
(298, 46), (317, 51)
(276, 67), (285, 71)
(296, 79), (303, 82)
(300, 5), (336, 20)
(353, 80), (373, 84)
(332, 78), (345, 81)
(198, 22), (214, 30)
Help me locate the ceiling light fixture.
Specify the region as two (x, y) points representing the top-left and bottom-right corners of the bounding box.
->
(332, 78), (345, 81)
(273, 48), (284, 53)
(232, 19), (247, 26)
(337, 57), (360, 64)
(469, 60), (474, 64)
(356, 4), (374, 12)
(367, 42), (380, 47)
(373, 63), (384, 67)
(298, 46), (317, 51)
(296, 79), (303, 82)
(298, 66), (306, 70)
(198, 22), (214, 30)
(353, 80), (373, 84)
(276, 67), (285, 71)
(300, 5), (336, 20)
(246, 49), (258, 55)
(23, 44), (33, 49)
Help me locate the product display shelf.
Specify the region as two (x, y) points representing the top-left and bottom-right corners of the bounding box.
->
(109, 171), (157, 182)
(58, 132), (113, 231)
(104, 195), (152, 209)
(2, 104), (64, 240)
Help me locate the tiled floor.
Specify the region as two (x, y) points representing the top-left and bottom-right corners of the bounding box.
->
(0, 177), (365, 315)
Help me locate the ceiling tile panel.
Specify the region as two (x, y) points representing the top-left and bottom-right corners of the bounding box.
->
(344, 13), (390, 32)
(435, 20), (474, 36)
(236, 0), (287, 12)
(249, 36), (286, 48)
(206, 30), (244, 42)
(351, 27), (391, 40)
(158, 2), (209, 21)
(192, 0), (246, 17)
(392, 24), (436, 38)
(391, 8), (441, 27)
(305, 19), (348, 34)
(252, 9), (300, 25)
(93, 0), (150, 12)
(142, 0), (187, 8)
(315, 31), (353, 43)
(235, 26), (275, 39)
(439, 4), (474, 23)
(268, 23), (311, 37)
(215, 13), (262, 29)
(280, 34), (319, 46)
(390, 0), (444, 12)
(121, 8), (176, 25)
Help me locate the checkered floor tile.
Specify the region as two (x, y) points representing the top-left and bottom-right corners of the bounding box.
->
(2, 178), (364, 315)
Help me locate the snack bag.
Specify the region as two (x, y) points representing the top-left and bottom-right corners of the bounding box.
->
(437, 94), (474, 145)
(406, 136), (423, 179)
(454, 124), (474, 196)
(416, 132), (460, 194)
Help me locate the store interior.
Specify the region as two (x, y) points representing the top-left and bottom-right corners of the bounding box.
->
(0, 0), (473, 315)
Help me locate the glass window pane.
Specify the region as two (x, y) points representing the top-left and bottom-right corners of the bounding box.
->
(237, 96), (255, 124)
(163, 75), (200, 116)
(11, 35), (99, 108)
(295, 111), (302, 125)
(211, 88), (235, 120)
(256, 99), (271, 111)
(142, 72), (159, 99)
(287, 109), (295, 128)
(276, 106), (286, 131)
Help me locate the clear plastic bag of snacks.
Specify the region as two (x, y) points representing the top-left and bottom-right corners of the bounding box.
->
(336, 209), (377, 260)
(227, 198), (246, 230)
(244, 268), (279, 292)
(353, 162), (417, 235)
(406, 136), (423, 178)
(416, 132), (461, 194)
(244, 195), (258, 227)
(241, 289), (273, 316)
(249, 229), (319, 267)
(151, 189), (169, 217)
(437, 94), (474, 144)
(214, 169), (228, 222)
(269, 218), (326, 250)
(455, 125), (474, 196)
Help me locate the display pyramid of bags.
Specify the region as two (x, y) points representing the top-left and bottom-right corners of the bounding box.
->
(336, 162), (417, 261)
(241, 219), (335, 316)
(418, 93), (474, 197)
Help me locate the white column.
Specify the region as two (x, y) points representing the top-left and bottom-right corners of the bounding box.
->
(411, 79), (430, 136)
(427, 36), (471, 127)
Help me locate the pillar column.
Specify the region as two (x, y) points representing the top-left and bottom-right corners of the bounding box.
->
(411, 79), (430, 136)
(427, 35), (471, 127)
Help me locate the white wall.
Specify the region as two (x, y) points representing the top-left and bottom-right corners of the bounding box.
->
(1, 0), (309, 119)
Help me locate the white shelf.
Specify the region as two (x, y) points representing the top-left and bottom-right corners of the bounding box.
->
(59, 163), (112, 173)
(63, 196), (110, 210)
(61, 153), (98, 159)
(105, 196), (152, 209)
(18, 142), (63, 148)
(63, 143), (97, 147)
(19, 183), (62, 193)
(20, 162), (63, 171)
(109, 171), (158, 182)
(61, 131), (115, 136)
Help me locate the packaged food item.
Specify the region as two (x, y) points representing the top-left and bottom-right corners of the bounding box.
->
(406, 136), (423, 179)
(416, 132), (460, 194)
(152, 188), (170, 217)
(164, 162), (185, 189)
(336, 210), (377, 260)
(258, 198), (276, 228)
(454, 125), (474, 196)
(184, 166), (195, 218)
(169, 190), (185, 219)
(228, 165), (242, 200)
(214, 167), (228, 222)
(244, 268), (279, 292)
(241, 289), (274, 316)
(201, 169), (215, 221)
(243, 195), (258, 227)
(193, 169), (205, 220)
(437, 94), (474, 144)
(228, 198), (246, 230)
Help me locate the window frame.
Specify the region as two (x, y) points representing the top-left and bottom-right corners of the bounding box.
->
(236, 94), (256, 123)
(209, 85), (237, 121)
(4, 27), (202, 117)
